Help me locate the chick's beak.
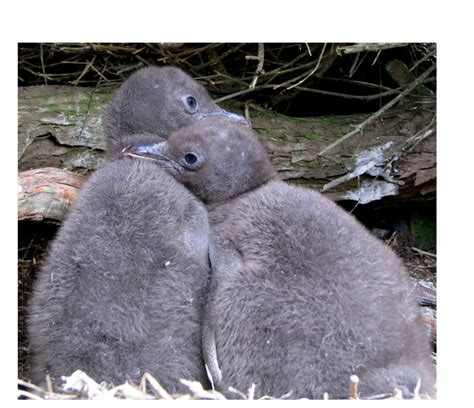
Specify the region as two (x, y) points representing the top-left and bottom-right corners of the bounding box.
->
(218, 110), (250, 126)
(199, 109), (250, 126)
(121, 143), (183, 172)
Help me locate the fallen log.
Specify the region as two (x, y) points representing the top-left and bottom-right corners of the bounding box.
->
(18, 167), (86, 223)
(18, 84), (436, 220)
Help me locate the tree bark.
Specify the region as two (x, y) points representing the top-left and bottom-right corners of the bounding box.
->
(18, 85), (436, 222)
(18, 167), (86, 223)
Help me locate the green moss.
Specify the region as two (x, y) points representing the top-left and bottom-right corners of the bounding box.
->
(410, 210), (436, 252)
(294, 132), (318, 140)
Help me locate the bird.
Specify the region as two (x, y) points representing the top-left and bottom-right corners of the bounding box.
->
(104, 65), (247, 158)
(27, 157), (211, 391)
(122, 117), (436, 399)
(27, 66), (247, 392)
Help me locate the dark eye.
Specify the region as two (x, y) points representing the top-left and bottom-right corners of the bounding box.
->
(186, 96), (197, 111)
(184, 153), (198, 165)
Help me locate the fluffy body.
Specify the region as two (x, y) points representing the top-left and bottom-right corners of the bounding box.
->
(27, 66), (237, 390)
(27, 159), (211, 390)
(129, 118), (436, 399)
(207, 181), (434, 398)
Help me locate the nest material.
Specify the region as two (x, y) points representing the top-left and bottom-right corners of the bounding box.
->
(17, 370), (432, 400)
(18, 43), (436, 115)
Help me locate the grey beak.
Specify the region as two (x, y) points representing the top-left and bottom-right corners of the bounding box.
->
(200, 110), (250, 126)
(121, 143), (184, 172)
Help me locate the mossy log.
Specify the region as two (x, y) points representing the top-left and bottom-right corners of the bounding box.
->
(18, 85), (436, 222)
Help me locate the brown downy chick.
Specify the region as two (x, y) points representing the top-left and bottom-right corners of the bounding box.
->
(124, 118), (436, 399)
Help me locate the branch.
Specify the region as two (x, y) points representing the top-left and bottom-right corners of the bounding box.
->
(213, 84), (274, 103)
(336, 43), (410, 56)
(286, 43), (327, 90)
(295, 77), (435, 101)
(247, 43), (265, 89)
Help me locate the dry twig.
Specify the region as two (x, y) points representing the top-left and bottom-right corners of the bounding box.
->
(336, 43), (410, 56)
(286, 43), (327, 90)
(248, 43), (265, 89)
(139, 372), (173, 400)
(412, 247), (437, 258)
(349, 375), (359, 399)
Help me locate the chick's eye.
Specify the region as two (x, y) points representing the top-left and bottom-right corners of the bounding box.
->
(184, 153), (198, 165)
(186, 96), (197, 110)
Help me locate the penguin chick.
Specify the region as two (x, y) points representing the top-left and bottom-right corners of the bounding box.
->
(104, 65), (247, 158)
(28, 67), (246, 391)
(124, 118), (436, 399)
(27, 157), (211, 392)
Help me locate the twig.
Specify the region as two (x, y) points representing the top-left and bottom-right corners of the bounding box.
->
(263, 45), (323, 85)
(405, 116), (436, 145)
(336, 43), (410, 56)
(318, 75), (393, 91)
(40, 43), (47, 85)
(248, 43), (265, 89)
(407, 128), (434, 152)
(349, 51), (367, 78)
(227, 386), (248, 399)
(412, 247), (437, 258)
(410, 47), (436, 72)
(155, 43), (216, 63)
(179, 379), (226, 400)
(372, 49), (382, 65)
(195, 44), (244, 71)
(86, 61), (109, 83)
(413, 377), (421, 399)
(17, 389), (44, 400)
(407, 264), (436, 270)
(316, 64), (436, 158)
(364, 392), (395, 400)
(286, 43), (327, 90)
(244, 100), (253, 124)
(139, 372), (173, 400)
(271, 45), (329, 90)
(349, 375), (359, 399)
(248, 383), (256, 400)
(17, 378), (76, 400)
(295, 80), (434, 101)
(71, 56), (97, 85)
(213, 84), (274, 103)
(18, 378), (49, 394)
(393, 388), (403, 399)
(211, 70), (249, 87)
(321, 171), (358, 193)
(46, 373), (53, 396)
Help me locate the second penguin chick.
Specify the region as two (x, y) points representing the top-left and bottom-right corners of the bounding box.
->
(124, 118), (436, 399)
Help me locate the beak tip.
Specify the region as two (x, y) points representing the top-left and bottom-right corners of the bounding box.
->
(223, 111), (249, 125)
(204, 110), (249, 126)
